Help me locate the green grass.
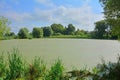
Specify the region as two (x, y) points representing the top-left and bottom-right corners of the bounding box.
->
(50, 35), (89, 39)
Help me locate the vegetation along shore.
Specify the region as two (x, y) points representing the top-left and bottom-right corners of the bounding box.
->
(0, 49), (120, 80)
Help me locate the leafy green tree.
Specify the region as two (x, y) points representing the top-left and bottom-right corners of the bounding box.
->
(0, 16), (11, 39)
(4, 32), (16, 39)
(32, 27), (43, 38)
(99, 0), (120, 38)
(5, 32), (15, 37)
(51, 23), (64, 34)
(75, 29), (87, 35)
(43, 27), (53, 37)
(94, 20), (108, 39)
(18, 28), (29, 39)
(65, 24), (75, 35)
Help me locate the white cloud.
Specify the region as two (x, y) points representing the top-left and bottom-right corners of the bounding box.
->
(33, 4), (103, 30)
(0, 0), (104, 31)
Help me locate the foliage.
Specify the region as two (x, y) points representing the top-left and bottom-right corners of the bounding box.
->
(65, 24), (75, 35)
(1, 49), (120, 80)
(45, 59), (64, 80)
(67, 69), (92, 80)
(18, 27), (29, 39)
(5, 49), (25, 80)
(32, 27), (43, 38)
(99, 0), (120, 38)
(43, 27), (53, 37)
(4, 32), (16, 40)
(0, 16), (118, 40)
(92, 56), (120, 80)
(108, 19), (120, 39)
(28, 33), (33, 39)
(75, 29), (88, 36)
(0, 53), (6, 79)
(51, 23), (64, 34)
(0, 16), (11, 39)
(93, 20), (108, 39)
(53, 33), (62, 36)
(50, 35), (88, 39)
(25, 57), (46, 80)
(99, 0), (120, 19)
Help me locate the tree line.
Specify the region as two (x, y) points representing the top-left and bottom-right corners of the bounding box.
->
(0, 16), (119, 40)
(17, 23), (87, 39)
(0, 16), (89, 39)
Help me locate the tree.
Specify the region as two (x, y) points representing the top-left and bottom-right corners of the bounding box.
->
(43, 27), (53, 37)
(65, 24), (75, 35)
(18, 28), (29, 39)
(0, 16), (11, 39)
(93, 20), (108, 39)
(75, 29), (87, 36)
(32, 27), (43, 38)
(99, 0), (120, 38)
(4, 32), (15, 39)
(51, 23), (64, 34)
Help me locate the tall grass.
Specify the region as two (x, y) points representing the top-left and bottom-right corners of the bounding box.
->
(5, 49), (25, 80)
(0, 53), (6, 79)
(25, 57), (46, 80)
(45, 59), (64, 80)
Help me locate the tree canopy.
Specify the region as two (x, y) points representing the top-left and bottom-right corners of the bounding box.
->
(18, 28), (29, 39)
(94, 20), (108, 39)
(65, 24), (75, 35)
(43, 27), (53, 37)
(32, 27), (43, 38)
(51, 23), (64, 34)
(0, 16), (11, 39)
(99, 0), (120, 38)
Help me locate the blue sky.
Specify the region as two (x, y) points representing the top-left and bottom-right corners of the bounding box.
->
(0, 0), (104, 33)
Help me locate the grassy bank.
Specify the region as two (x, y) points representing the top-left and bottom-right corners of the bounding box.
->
(50, 35), (89, 39)
(0, 49), (120, 80)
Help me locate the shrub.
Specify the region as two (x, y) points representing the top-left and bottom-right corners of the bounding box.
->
(53, 33), (62, 36)
(45, 59), (64, 80)
(92, 56), (120, 80)
(25, 57), (46, 80)
(5, 49), (25, 80)
(32, 27), (43, 38)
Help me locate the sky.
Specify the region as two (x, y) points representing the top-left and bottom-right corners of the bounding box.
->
(0, 0), (104, 33)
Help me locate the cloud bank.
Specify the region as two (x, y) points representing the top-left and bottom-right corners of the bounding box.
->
(0, 0), (103, 32)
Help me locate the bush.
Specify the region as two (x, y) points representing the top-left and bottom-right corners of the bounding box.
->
(32, 27), (43, 38)
(45, 59), (64, 80)
(5, 49), (25, 80)
(92, 56), (120, 80)
(25, 57), (46, 80)
(53, 33), (62, 36)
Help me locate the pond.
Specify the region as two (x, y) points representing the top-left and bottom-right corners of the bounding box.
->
(0, 39), (120, 70)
